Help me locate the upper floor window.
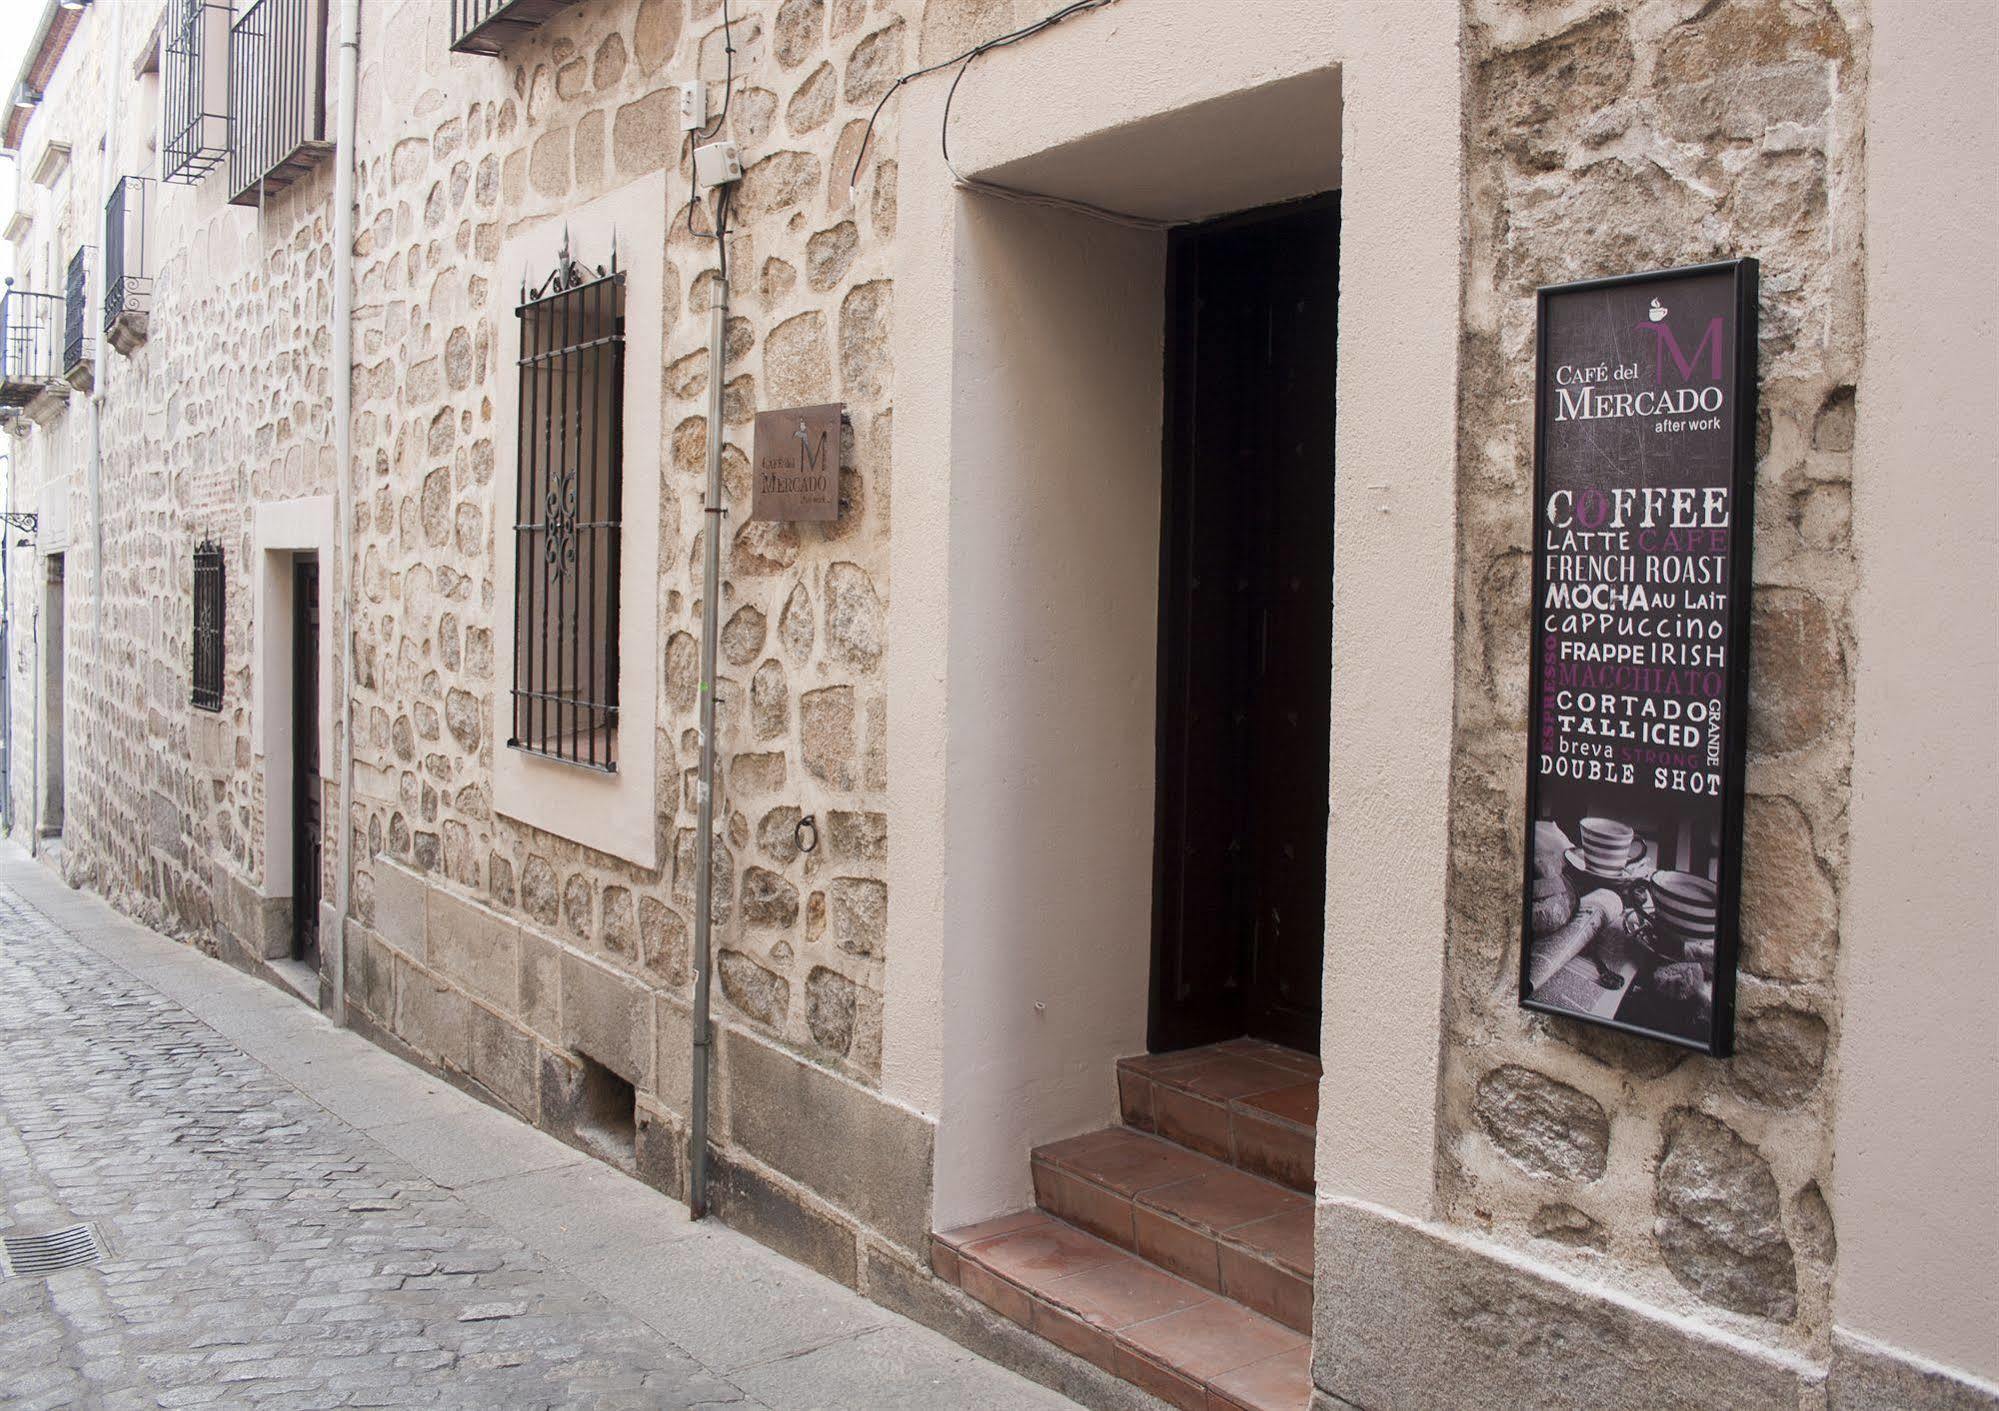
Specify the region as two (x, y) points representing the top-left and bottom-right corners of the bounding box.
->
(164, 0), (230, 185)
(228, 0), (331, 206)
(62, 246), (90, 377)
(450, 0), (587, 57)
(509, 238), (625, 772)
(104, 176), (154, 344)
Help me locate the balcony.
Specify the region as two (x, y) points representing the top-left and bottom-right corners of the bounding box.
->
(104, 177), (154, 355)
(229, 0), (333, 206)
(0, 287), (67, 410)
(164, 0), (231, 185)
(449, 0), (585, 57)
(62, 247), (92, 390)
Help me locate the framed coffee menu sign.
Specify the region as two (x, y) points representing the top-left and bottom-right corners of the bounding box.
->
(1518, 259), (1758, 1057)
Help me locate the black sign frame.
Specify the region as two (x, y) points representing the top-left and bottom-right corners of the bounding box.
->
(1517, 258), (1759, 1057)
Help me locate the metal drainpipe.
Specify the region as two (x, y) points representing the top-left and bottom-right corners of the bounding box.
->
(89, 9), (120, 869)
(1, 451), (12, 835)
(327, 0), (361, 1023)
(688, 253), (729, 1220)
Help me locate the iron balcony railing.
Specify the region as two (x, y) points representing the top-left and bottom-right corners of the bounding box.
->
(164, 0), (231, 185)
(104, 176), (154, 329)
(0, 286), (65, 404)
(229, 0), (331, 206)
(450, 0), (585, 57)
(62, 247), (90, 375)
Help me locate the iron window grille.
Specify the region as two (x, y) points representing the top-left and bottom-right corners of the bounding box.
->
(164, 0), (231, 185)
(0, 285), (65, 404)
(450, 0), (585, 57)
(62, 247), (90, 375)
(104, 177), (154, 328)
(227, 0), (331, 207)
(511, 235), (625, 772)
(192, 541), (225, 712)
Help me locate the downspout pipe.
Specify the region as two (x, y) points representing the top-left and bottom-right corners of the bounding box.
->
(688, 208), (730, 1220)
(89, 4), (119, 868)
(328, 0), (360, 1023)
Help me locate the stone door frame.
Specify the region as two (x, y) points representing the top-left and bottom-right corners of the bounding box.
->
(881, 0), (1465, 1233)
(253, 496), (336, 917)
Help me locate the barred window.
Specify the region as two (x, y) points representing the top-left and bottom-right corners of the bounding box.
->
(192, 541), (224, 712)
(511, 238), (624, 771)
(164, 0), (231, 186)
(63, 246), (89, 375)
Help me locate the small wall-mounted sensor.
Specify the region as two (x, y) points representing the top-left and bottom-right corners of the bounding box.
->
(694, 140), (742, 187)
(678, 81), (706, 132)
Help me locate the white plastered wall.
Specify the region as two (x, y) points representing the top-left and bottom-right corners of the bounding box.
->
(885, 0), (1456, 1229)
(490, 174), (663, 872)
(252, 495), (336, 901)
(1834, 0), (1999, 1383)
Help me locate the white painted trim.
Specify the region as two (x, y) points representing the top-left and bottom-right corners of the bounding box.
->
(1312, 0), (1462, 1221)
(1835, 0), (1999, 1381)
(887, 0), (1462, 1229)
(490, 174), (663, 873)
(252, 495), (335, 900)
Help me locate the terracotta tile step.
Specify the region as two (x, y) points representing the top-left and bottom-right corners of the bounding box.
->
(1031, 1126), (1312, 1335)
(1116, 1038), (1319, 1195)
(934, 1210), (1311, 1411)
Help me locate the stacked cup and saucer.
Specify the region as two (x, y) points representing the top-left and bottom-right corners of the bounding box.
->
(1646, 871), (1720, 966)
(1563, 817), (1653, 902)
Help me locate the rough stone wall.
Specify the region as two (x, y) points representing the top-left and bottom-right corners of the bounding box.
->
(3, 3), (342, 959)
(1443, 0), (1865, 1361)
(337, 0), (958, 1240)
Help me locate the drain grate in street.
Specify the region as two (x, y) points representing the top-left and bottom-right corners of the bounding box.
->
(1, 1224), (106, 1278)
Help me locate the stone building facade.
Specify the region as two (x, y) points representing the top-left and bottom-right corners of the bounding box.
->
(2, 1), (1993, 1409)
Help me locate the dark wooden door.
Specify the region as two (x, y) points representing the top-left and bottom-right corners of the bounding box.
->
(1151, 194), (1338, 1055)
(293, 559), (321, 968)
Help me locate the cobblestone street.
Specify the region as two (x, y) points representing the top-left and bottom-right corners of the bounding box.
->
(0, 859), (1077, 1411)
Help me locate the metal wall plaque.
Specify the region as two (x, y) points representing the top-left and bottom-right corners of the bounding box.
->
(750, 403), (842, 522)
(1518, 259), (1758, 1057)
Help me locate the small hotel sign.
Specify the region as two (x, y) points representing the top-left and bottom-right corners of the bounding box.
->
(751, 403), (842, 522)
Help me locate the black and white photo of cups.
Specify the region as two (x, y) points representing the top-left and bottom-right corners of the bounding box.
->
(1527, 810), (1720, 1046)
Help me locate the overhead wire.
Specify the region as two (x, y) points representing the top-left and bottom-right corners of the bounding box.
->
(683, 0), (737, 244)
(847, 0), (1174, 232)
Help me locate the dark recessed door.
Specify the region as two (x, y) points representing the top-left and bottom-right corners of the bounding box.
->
(1151, 194), (1338, 1055)
(293, 559), (321, 969)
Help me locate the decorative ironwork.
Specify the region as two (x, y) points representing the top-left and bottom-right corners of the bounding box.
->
(105, 177), (155, 328)
(0, 285), (65, 404)
(192, 541), (225, 712)
(0, 512), (39, 537)
(510, 236), (625, 771)
(228, 0), (331, 207)
(62, 247), (90, 374)
(164, 0), (231, 185)
(450, 0), (585, 57)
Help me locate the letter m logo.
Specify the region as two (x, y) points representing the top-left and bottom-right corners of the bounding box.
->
(796, 419), (828, 473)
(1641, 315), (1725, 384)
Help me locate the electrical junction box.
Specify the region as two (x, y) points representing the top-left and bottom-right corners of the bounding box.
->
(694, 140), (742, 187)
(678, 81), (706, 132)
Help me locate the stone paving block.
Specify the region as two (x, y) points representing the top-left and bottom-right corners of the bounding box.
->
(426, 888), (521, 1010)
(559, 949), (654, 1090)
(518, 925), (563, 1041)
(469, 1005), (542, 1119)
(393, 956), (474, 1072)
(722, 1025), (934, 1253)
(372, 861), (427, 962)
